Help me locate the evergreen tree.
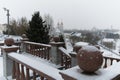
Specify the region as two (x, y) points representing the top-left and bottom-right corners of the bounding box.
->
(26, 11), (50, 44)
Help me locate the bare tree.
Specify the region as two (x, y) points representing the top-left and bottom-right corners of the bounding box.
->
(43, 14), (55, 37)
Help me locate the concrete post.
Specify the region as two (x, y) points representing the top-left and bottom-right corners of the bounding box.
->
(21, 39), (28, 53)
(20, 34), (29, 53)
(50, 42), (65, 65)
(0, 45), (19, 79)
(69, 53), (77, 67)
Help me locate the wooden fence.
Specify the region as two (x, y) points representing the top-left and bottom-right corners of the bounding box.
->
(22, 41), (51, 60)
(58, 47), (120, 69)
(8, 53), (62, 80)
(103, 56), (120, 68)
(2, 41), (120, 80)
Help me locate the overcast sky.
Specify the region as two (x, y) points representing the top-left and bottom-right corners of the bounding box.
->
(0, 0), (120, 30)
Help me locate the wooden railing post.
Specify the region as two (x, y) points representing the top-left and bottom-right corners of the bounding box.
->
(12, 61), (16, 78)
(16, 63), (20, 80)
(69, 52), (77, 67)
(0, 45), (19, 79)
(21, 65), (25, 80)
(33, 71), (36, 80)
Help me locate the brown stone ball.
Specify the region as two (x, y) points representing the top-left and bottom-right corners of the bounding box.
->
(77, 46), (103, 73)
(53, 37), (60, 42)
(4, 38), (14, 46)
(22, 34), (27, 38)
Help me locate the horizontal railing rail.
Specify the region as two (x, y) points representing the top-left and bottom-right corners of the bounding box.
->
(0, 41), (21, 46)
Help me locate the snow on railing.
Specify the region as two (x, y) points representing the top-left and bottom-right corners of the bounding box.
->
(8, 52), (63, 80)
(24, 41), (51, 47)
(58, 47), (71, 69)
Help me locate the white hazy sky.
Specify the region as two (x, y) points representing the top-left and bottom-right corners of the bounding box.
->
(0, 0), (120, 30)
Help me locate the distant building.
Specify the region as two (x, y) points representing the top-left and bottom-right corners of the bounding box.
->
(102, 38), (116, 49)
(106, 32), (119, 39)
(57, 22), (64, 34)
(0, 24), (7, 34)
(69, 32), (82, 44)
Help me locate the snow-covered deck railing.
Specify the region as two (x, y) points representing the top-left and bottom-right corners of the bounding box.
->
(58, 46), (120, 69)
(8, 52), (63, 80)
(58, 47), (71, 69)
(23, 41), (51, 60)
(103, 56), (120, 68)
(60, 62), (120, 80)
(24, 41), (51, 47)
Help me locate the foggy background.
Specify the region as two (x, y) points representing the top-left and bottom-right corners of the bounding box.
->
(0, 0), (120, 30)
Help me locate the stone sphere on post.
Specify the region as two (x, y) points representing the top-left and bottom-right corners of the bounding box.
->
(22, 34), (27, 38)
(53, 37), (60, 42)
(21, 34), (29, 41)
(4, 38), (14, 46)
(77, 45), (103, 73)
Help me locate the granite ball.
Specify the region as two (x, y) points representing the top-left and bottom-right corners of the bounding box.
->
(4, 38), (14, 46)
(77, 46), (103, 73)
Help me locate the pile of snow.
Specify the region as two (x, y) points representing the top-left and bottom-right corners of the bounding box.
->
(74, 42), (89, 47)
(102, 38), (115, 43)
(81, 45), (100, 52)
(0, 77), (6, 80)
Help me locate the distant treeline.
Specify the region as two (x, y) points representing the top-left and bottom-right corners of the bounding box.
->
(64, 29), (91, 34)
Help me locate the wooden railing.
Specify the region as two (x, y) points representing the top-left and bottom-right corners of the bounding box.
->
(8, 53), (62, 80)
(2, 40), (120, 80)
(103, 56), (120, 68)
(58, 47), (71, 69)
(22, 41), (51, 60)
(58, 47), (120, 69)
